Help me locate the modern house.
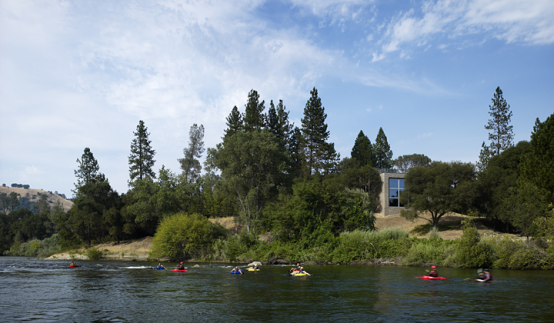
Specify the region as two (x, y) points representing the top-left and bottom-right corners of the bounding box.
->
(377, 170), (406, 217)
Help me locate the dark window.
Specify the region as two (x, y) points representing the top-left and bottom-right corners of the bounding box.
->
(389, 178), (405, 207)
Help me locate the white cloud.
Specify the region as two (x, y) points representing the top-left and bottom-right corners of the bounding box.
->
(378, 0), (554, 57)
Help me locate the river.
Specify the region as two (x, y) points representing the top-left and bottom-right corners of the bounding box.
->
(1, 257), (553, 322)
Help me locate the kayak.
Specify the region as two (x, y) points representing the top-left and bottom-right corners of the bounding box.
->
(247, 268), (260, 271)
(230, 271), (243, 274)
(466, 278), (496, 283)
(69, 264), (79, 268)
(290, 273), (308, 276)
(171, 269), (187, 272)
(152, 267), (165, 270)
(417, 276), (446, 280)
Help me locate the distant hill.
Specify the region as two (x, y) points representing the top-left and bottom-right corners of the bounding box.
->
(0, 186), (74, 212)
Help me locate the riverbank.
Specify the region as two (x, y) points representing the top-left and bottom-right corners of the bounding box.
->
(46, 237), (153, 261)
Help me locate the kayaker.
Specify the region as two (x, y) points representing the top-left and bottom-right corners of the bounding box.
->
(230, 266), (243, 274)
(177, 262), (185, 270)
(477, 268), (493, 282)
(299, 267), (311, 276)
(425, 265), (438, 277)
(289, 263), (301, 273)
(70, 261), (76, 266)
(156, 263), (165, 270)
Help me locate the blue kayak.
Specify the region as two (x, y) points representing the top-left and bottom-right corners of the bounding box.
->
(152, 267), (166, 270)
(230, 271), (243, 275)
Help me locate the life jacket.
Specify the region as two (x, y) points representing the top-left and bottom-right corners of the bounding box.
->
(428, 270), (438, 277)
(484, 272), (493, 281)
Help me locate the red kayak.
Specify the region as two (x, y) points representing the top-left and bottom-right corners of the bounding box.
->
(171, 269), (187, 272)
(417, 275), (446, 280)
(69, 264), (79, 268)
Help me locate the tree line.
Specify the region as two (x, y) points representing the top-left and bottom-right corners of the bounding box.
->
(2, 86), (552, 258)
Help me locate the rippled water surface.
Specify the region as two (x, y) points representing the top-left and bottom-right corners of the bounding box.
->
(1, 257), (554, 322)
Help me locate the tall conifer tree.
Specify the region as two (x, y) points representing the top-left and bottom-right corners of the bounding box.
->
(243, 89), (265, 132)
(351, 130), (375, 167)
(479, 87), (514, 171)
(75, 147), (103, 192)
(266, 99), (293, 149)
(373, 127), (393, 169)
(128, 120), (156, 183)
(301, 87), (339, 175)
(179, 124), (205, 183)
(224, 106), (243, 139)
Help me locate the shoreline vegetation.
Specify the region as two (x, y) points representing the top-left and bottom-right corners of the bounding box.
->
(32, 215), (553, 270)
(3, 93), (553, 273)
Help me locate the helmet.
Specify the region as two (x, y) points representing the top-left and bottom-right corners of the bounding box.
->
(431, 265), (436, 269)
(180, 262), (183, 264)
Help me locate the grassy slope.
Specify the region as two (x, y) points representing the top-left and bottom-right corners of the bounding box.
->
(0, 186), (73, 212)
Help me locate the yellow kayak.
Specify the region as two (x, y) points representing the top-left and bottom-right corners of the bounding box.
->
(247, 268), (260, 271)
(290, 273), (307, 276)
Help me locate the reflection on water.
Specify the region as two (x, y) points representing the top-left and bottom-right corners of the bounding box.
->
(1, 257), (554, 322)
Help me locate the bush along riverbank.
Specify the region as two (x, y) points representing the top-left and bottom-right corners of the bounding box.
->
(205, 219), (554, 270)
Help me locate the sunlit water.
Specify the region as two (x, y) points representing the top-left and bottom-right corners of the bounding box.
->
(1, 257), (554, 322)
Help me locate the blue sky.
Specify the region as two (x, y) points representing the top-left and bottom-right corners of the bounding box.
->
(1, 0), (553, 197)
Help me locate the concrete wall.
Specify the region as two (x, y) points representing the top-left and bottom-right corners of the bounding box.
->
(378, 172), (406, 217)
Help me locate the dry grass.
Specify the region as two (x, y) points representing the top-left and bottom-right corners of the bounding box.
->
(0, 186), (73, 212)
(375, 212), (495, 240)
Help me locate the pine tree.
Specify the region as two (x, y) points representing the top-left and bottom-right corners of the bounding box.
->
(373, 127), (393, 169)
(224, 106), (243, 139)
(301, 87), (339, 175)
(74, 147), (103, 193)
(266, 99), (293, 149)
(243, 89), (265, 132)
(484, 86), (514, 155)
(351, 130), (375, 167)
(128, 120), (156, 183)
(179, 124), (205, 183)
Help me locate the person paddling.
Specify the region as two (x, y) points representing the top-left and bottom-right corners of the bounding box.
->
(477, 268), (493, 282)
(425, 265), (438, 277)
(156, 263), (165, 270)
(230, 266), (243, 274)
(177, 262), (185, 270)
(289, 263), (301, 273)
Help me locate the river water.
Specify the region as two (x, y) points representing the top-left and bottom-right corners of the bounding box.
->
(1, 257), (554, 322)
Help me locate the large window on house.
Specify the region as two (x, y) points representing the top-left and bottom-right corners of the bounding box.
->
(389, 178), (405, 207)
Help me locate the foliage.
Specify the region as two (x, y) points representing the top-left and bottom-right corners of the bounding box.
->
(178, 123), (205, 183)
(519, 112), (554, 204)
(5, 234), (61, 258)
(150, 213), (225, 261)
(484, 86), (514, 156)
(394, 154), (431, 173)
(373, 127), (393, 169)
(224, 106), (243, 139)
(476, 141), (531, 230)
(351, 131), (375, 167)
(266, 99), (294, 150)
(335, 160), (382, 212)
(74, 147), (103, 192)
(86, 247), (104, 260)
(301, 87), (339, 176)
(428, 227), (441, 239)
(454, 218), (493, 268)
(401, 161), (477, 227)
(128, 120), (156, 183)
(502, 182), (548, 240)
(243, 89), (265, 132)
(491, 237), (549, 269)
(267, 178), (375, 246)
(206, 130), (288, 233)
(402, 239), (455, 266)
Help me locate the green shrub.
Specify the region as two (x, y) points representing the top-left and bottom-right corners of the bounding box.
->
(86, 247), (103, 260)
(429, 227), (441, 240)
(454, 218), (493, 268)
(150, 212), (226, 261)
(402, 239), (454, 266)
(492, 238), (550, 269)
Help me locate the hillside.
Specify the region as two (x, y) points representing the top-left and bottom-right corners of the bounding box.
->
(0, 186), (73, 212)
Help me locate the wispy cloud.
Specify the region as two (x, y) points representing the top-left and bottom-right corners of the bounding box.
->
(377, 0), (554, 58)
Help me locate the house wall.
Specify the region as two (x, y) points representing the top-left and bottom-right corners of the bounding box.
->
(378, 172), (406, 217)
